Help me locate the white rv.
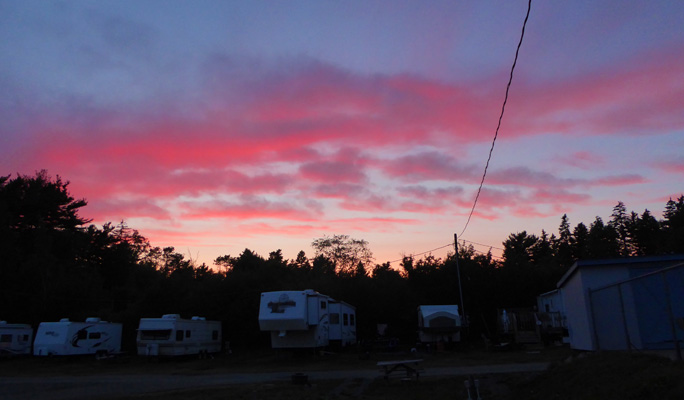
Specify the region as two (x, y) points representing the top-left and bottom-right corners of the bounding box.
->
(417, 305), (462, 343)
(136, 314), (221, 357)
(33, 317), (122, 356)
(328, 300), (357, 347)
(259, 289), (356, 349)
(0, 321), (33, 356)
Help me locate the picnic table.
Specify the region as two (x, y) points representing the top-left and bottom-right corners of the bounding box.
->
(377, 359), (424, 380)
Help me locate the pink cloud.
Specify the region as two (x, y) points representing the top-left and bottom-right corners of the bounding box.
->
(507, 45), (684, 137)
(530, 189), (591, 205)
(325, 217), (422, 233)
(653, 158), (684, 175)
(299, 160), (367, 183)
(3, 45), (678, 247)
(311, 183), (368, 199)
(378, 151), (477, 183)
(488, 166), (645, 189)
(558, 151), (605, 169)
(180, 196), (323, 221)
(590, 174), (647, 186)
(85, 197), (171, 221)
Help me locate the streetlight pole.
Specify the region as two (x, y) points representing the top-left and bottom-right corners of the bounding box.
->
(455, 233), (466, 327)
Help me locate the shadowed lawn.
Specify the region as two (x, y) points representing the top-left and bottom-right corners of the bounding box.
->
(105, 351), (684, 400)
(510, 351), (684, 400)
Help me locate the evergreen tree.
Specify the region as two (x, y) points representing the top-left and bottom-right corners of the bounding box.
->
(571, 222), (589, 260)
(553, 214), (574, 268)
(663, 196), (684, 253)
(630, 209), (662, 255)
(587, 216), (620, 258)
(609, 201), (632, 256)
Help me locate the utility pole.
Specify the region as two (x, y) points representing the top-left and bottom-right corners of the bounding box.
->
(454, 233), (466, 327)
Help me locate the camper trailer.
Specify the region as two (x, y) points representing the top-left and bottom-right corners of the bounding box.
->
(0, 321), (33, 356)
(328, 300), (357, 347)
(136, 314), (221, 357)
(259, 290), (355, 348)
(33, 318), (122, 356)
(417, 305), (462, 343)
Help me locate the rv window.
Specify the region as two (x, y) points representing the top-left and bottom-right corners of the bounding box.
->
(350, 314), (355, 326)
(185, 330), (191, 338)
(140, 329), (172, 340)
(77, 330), (87, 340)
(343, 313), (349, 326)
(20, 335), (29, 342)
(89, 332), (101, 339)
(330, 313), (340, 325)
(176, 330), (184, 341)
(212, 330), (219, 340)
(0, 334), (11, 343)
(321, 301), (327, 309)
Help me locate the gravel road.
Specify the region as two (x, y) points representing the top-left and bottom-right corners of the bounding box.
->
(0, 362), (550, 400)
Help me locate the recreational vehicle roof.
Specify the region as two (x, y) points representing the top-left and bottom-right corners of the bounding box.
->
(418, 305), (460, 317)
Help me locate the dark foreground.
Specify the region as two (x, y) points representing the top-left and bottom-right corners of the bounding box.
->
(2, 346), (683, 400)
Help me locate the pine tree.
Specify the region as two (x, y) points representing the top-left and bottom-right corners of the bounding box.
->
(609, 201), (632, 256)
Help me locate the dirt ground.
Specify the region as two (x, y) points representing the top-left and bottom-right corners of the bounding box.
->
(0, 344), (572, 400)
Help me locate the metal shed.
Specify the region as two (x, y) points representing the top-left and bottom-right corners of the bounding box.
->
(557, 254), (684, 354)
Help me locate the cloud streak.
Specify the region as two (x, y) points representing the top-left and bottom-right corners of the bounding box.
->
(2, 3), (682, 265)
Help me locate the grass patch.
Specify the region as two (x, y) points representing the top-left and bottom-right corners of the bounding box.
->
(510, 351), (684, 400)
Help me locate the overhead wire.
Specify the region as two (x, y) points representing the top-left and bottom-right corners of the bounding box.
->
(388, 238), (502, 265)
(389, 0), (532, 263)
(459, 0), (532, 238)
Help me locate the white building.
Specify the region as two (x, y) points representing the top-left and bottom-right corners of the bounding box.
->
(557, 255), (684, 352)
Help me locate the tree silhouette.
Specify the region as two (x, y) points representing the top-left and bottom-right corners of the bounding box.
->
(311, 234), (374, 275)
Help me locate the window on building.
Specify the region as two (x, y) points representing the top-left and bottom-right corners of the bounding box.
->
(330, 313), (340, 325)
(321, 301), (327, 309)
(0, 334), (11, 343)
(343, 313), (349, 326)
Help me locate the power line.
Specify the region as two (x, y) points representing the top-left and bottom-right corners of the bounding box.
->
(388, 1), (531, 265)
(388, 239), (502, 264)
(459, 0), (532, 238)
(461, 239), (504, 252)
(388, 243), (453, 264)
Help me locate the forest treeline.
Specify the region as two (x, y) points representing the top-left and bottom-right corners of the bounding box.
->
(1, 171), (683, 350)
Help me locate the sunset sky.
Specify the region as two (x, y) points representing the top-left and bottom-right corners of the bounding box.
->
(2, 0), (683, 267)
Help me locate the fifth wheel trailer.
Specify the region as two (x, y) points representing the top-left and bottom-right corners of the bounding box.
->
(328, 300), (357, 347)
(259, 289), (356, 348)
(0, 321), (33, 356)
(136, 314), (221, 356)
(33, 318), (122, 356)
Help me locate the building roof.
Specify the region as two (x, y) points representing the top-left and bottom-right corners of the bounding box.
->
(418, 305), (460, 318)
(557, 254), (684, 289)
